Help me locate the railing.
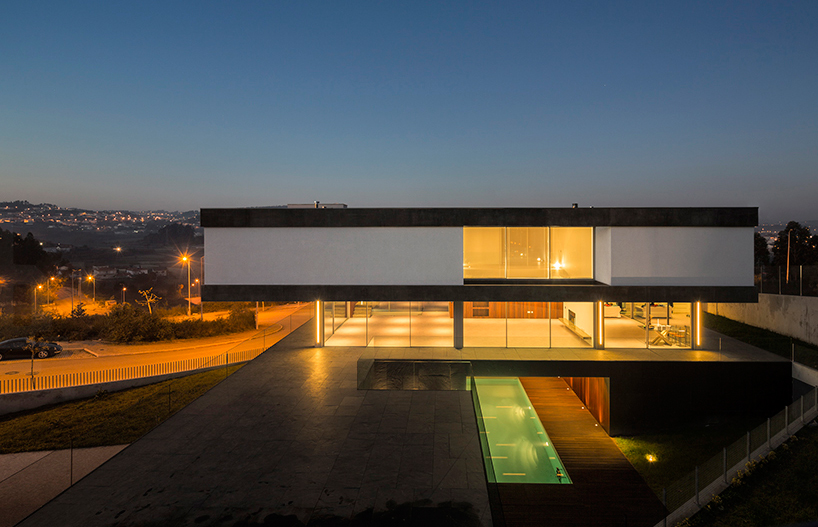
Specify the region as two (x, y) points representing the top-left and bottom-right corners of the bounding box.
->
(756, 265), (818, 296)
(656, 387), (818, 527)
(0, 304), (314, 395)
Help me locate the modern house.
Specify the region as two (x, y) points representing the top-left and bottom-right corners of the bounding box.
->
(201, 206), (789, 435)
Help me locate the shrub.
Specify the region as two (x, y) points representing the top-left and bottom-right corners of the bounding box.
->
(0, 304), (257, 344)
(102, 304), (173, 343)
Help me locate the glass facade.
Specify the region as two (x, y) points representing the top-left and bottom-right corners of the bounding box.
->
(324, 301), (453, 347)
(322, 300), (695, 350)
(604, 302), (692, 349)
(464, 226), (593, 280)
(462, 302), (593, 348)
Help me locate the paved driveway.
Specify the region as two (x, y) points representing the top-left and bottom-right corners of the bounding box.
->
(19, 322), (491, 526)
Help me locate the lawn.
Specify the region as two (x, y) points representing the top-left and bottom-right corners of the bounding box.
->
(0, 364), (242, 454)
(704, 312), (818, 369)
(613, 416), (763, 496)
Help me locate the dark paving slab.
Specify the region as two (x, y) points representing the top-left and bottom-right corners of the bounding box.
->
(20, 323), (492, 527)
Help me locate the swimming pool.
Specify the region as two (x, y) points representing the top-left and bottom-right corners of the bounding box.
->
(473, 377), (571, 484)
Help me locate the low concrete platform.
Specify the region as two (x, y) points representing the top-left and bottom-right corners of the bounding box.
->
(19, 323), (492, 527)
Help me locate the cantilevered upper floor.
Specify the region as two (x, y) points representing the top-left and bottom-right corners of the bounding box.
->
(201, 207), (757, 303)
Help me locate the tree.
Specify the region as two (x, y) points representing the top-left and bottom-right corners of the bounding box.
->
(771, 222), (818, 267)
(136, 288), (161, 315)
(70, 302), (87, 318)
(754, 232), (770, 267)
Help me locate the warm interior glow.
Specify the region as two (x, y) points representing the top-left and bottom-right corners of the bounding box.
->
(463, 226), (593, 279)
(695, 301), (701, 347)
(316, 300), (322, 344)
(597, 301), (604, 346)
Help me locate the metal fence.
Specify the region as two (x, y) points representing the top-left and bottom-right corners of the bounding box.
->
(756, 265), (818, 296)
(657, 387), (818, 527)
(0, 304), (314, 395)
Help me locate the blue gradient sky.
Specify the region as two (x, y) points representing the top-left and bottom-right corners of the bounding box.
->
(2, 1), (816, 221)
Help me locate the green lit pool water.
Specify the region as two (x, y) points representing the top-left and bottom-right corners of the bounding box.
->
(474, 377), (571, 484)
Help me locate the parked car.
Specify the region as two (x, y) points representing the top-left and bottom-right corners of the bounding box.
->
(0, 338), (63, 361)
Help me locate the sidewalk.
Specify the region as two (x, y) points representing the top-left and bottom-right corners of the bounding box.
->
(0, 445), (128, 527)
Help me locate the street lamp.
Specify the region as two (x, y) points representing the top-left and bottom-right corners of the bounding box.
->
(87, 275), (95, 303)
(46, 277), (51, 306)
(122, 286), (127, 304)
(181, 254), (191, 316)
(34, 284), (42, 313)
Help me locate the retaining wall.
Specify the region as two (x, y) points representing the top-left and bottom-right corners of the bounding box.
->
(707, 294), (818, 347)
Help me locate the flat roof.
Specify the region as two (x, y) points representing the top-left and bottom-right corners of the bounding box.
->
(201, 207), (758, 228)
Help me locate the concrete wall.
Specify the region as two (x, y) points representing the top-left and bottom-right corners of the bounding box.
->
(707, 293), (818, 347)
(608, 227), (753, 286)
(205, 227), (463, 286)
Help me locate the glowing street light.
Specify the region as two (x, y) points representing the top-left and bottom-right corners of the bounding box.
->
(47, 276), (55, 305)
(34, 284), (43, 313)
(87, 275), (95, 303)
(122, 286), (127, 304)
(181, 254), (191, 316)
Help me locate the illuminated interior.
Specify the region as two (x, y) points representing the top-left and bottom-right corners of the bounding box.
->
(324, 301), (454, 347)
(463, 302), (594, 348)
(463, 226), (593, 280)
(603, 302), (693, 349)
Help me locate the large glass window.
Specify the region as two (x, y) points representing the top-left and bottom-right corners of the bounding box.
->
(463, 227), (593, 280)
(648, 303), (692, 349)
(507, 302), (551, 347)
(605, 302), (692, 349)
(463, 227), (505, 278)
(324, 301), (453, 347)
(552, 302), (594, 348)
(463, 302), (507, 347)
(507, 228), (548, 278)
(550, 227), (593, 279)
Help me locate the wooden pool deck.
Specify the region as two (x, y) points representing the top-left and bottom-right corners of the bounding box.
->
(492, 377), (666, 527)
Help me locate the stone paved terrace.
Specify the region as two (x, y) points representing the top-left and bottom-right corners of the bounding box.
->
(20, 321), (787, 527)
(20, 323), (492, 527)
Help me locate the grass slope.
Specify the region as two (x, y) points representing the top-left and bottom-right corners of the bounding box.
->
(613, 416), (761, 496)
(680, 423), (818, 527)
(0, 365), (241, 454)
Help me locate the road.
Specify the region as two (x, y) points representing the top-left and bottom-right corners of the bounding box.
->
(0, 303), (313, 381)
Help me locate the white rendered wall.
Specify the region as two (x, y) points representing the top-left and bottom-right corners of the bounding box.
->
(594, 227), (612, 285)
(205, 227), (463, 286)
(608, 227), (753, 286)
(563, 302), (595, 337)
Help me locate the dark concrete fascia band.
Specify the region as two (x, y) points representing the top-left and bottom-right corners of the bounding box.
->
(201, 207), (758, 228)
(203, 284), (757, 303)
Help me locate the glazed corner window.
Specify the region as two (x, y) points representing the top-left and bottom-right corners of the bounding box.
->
(463, 226), (593, 280)
(550, 227), (593, 279)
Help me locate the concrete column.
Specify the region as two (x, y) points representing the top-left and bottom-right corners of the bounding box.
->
(691, 301), (702, 350)
(453, 301), (464, 349)
(316, 300), (324, 347)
